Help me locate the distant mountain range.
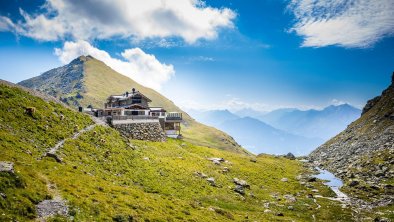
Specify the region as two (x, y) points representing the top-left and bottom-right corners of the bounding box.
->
(257, 104), (361, 140)
(188, 104), (361, 155)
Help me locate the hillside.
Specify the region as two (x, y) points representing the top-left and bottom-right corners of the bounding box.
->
(189, 109), (323, 155)
(19, 55), (244, 153)
(0, 82), (368, 221)
(309, 73), (394, 208)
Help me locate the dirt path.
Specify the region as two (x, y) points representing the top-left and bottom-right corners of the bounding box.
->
(36, 175), (68, 221)
(43, 116), (108, 159)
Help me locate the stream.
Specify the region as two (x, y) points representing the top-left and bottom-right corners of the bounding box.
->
(315, 167), (350, 203)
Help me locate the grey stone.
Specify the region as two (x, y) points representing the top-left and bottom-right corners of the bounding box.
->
(0, 161), (14, 173)
(283, 194), (297, 203)
(207, 177), (216, 186)
(233, 178), (250, 188)
(349, 180), (359, 187)
(195, 171), (208, 178)
(207, 157), (225, 165)
(234, 185), (245, 195)
(36, 199), (68, 218)
(46, 152), (63, 163)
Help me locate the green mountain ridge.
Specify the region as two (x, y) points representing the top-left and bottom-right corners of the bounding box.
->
(19, 55), (244, 153)
(0, 81), (362, 221)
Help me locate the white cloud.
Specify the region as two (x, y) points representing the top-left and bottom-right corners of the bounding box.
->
(5, 0), (235, 44)
(55, 40), (174, 90)
(330, 99), (347, 106)
(288, 0), (394, 48)
(0, 16), (15, 31)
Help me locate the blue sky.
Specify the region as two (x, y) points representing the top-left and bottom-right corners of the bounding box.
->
(0, 0), (393, 111)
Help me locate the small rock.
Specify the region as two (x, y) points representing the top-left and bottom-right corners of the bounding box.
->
(264, 209), (272, 213)
(0, 162), (14, 173)
(307, 177), (317, 182)
(283, 194), (297, 203)
(281, 178), (288, 182)
(195, 171), (208, 178)
(311, 189), (319, 193)
(46, 153), (62, 163)
(234, 185), (245, 195)
(0, 193), (6, 199)
(207, 157), (225, 165)
(276, 212), (284, 216)
(143, 157), (150, 161)
(348, 180), (359, 187)
(375, 170), (385, 177)
(288, 206), (294, 210)
(222, 167), (230, 173)
(207, 177), (216, 186)
(233, 178), (250, 188)
(374, 217), (390, 222)
(250, 159), (257, 163)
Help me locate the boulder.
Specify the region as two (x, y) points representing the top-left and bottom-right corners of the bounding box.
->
(233, 178), (250, 188)
(281, 178), (288, 182)
(36, 199), (68, 218)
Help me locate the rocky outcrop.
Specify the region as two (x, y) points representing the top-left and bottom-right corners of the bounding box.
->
(361, 95), (381, 115)
(309, 72), (394, 205)
(36, 199), (68, 218)
(113, 122), (166, 142)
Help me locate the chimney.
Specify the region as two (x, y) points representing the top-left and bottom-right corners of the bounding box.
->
(132, 88), (136, 94)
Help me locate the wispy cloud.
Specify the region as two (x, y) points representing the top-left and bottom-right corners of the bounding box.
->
(288, 0), (394, 48)
(189, 56), (215, 62)
(55, 40), (174, 90)
(0, 16), (15, 31)
(2, 0), (236, 44)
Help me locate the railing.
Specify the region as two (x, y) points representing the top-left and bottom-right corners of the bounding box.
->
(111, 115), (159, 121)
(166, 112), (182, 120)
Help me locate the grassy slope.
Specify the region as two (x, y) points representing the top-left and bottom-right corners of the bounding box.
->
(82, 57), (245, 154)
(0, 83), (355, 221)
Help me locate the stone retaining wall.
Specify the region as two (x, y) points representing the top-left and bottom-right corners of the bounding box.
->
(113, 122), (166, 142)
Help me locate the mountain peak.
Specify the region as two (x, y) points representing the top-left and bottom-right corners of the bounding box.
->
(72, 55), (96, 63)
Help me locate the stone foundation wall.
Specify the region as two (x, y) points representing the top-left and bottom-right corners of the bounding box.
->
(113, 122), (166, 142)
